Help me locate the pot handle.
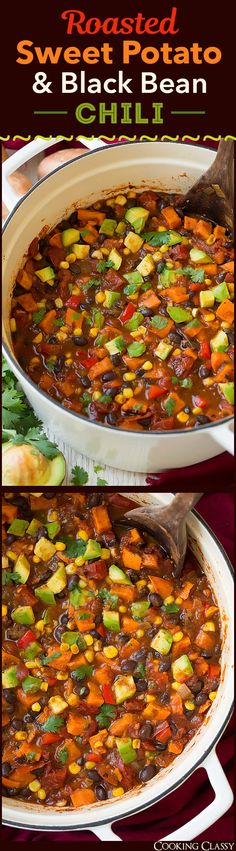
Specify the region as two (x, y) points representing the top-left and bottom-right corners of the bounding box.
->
(89, 749), (233, 841)
(210, 420), (234, 456)
(2, 136), (106, 215)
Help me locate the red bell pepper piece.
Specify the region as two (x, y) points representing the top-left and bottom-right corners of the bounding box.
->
(78, 354), (98, 369)
(154, 721), (172, 742)
(102, 684), (116, 704)
(199, 340), (211, 360)
(46, 677), (58, 686)
(97, 624), (106, 637)
(148, 385), (166, 400)
(119, 303), (135, 324)
(86, 752), (103, 763)
(65, 295), (81, 309)
(189, 282), (203, 292)
(192, 395), (207, 409)
(17, 630), (36, 649)
(40, 732), (63, 745)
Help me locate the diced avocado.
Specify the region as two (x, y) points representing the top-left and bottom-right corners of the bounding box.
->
(13, 554), (30, 584)
(125, 207), (149, 234)
(136, 254), (155, 276)
(104, 290), (120, 309)
(116, 221), (126, 235)
(99, 218), (117, 236)
(155, 341), (173, 361)
(160, 268), (176, 287)
(167, 306), (192, 323)
(61, 631), (82, 646)
(108, 248), (122, 270)
(127, 341), (146, 358)
(35, 267), (55, 283)
(131, 600), (150, 619)
(199, 290), (215, 308)
(211, 282), (230, 302)
(2, 665), (19, 689)
(123, 270), (143, 289)
(7, 518), (29, 537)
(109, 564), (132, 585)
(125, 311), (143, 332)
(34, 537), (56, 562)
(24, 641), (42, 660)
(47, 564), (67, 594)
(69, 587), (89, 609)
(61, 228), (80, 247)
(124, 232), (144, 253)
(45, 521), (61, 540)
(218, 382), (234, 404)
(48, 695), (68, 714)
(103, 610), (120, 632)
(171, 654), (194, 682)
(151, 628), (173, 655)
(84, 539), (102, 561)
(116, 737), (136, 764)
(114, 675), (136, 704)
(210, 329), (229, 352)
(71, 243), (90, 259)
(22, 675), (42, 694)
(35, 585), (56, 606)
(189, 248), (212, 264)
(26, 518), (42, 537)
(105, 336), (126, 356)
(12, 606), (35, 626)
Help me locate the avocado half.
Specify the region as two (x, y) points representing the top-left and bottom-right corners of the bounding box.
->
(2, 442), (66, 486)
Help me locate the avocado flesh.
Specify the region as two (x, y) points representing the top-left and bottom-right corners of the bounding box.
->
(2, 444), (66, 487)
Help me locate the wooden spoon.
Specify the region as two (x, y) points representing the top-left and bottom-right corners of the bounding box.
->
(178, 139), (234, 234)
(125, 492), (203, 576)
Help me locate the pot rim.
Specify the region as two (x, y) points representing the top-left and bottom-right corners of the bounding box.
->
(2, 502), (234, 830)
(2, 140), (233, 440)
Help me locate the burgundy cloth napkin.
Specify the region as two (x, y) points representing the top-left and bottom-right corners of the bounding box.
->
(146, 452), (234, 490)
(2, 492), (234, 842)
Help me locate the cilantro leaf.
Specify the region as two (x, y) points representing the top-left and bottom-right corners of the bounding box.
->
(71, 465), (89, 485)
(2, 384), (27, 430)
(26, 751), (37, 761)
(2, 570), (21, 585)
(59, 536), (87, 558)
(96, 703), (116, 729)
(71, 664), (93, 680)
(164, 397), (175, 416)
(96, 259), (114, 273)
(136, 662), (146, 678)
(94, 465), (104, 473)
(40, 652), (61, 666)
(32, 307), (46, 325)
(98, 588), (119, 609)
(57, 746), (69, 764)
(96, 477), (108, 486)
(41, 715), (64, 733)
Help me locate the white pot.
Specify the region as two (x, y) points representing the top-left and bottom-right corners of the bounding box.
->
(2, 140), (234, 473)
(2, 492), (234, 840)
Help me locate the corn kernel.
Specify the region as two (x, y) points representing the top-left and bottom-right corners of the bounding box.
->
(65, 358), (73, 366)
(6, 550), (17, 561)
(94, 640), (102, 652)
(175, 597), (183, 605)
(164, 596), (174, 605)
(154, 615), (163, 625)
(71, 644), (80, 654)
(35, 253), (42, 260)
(115, 393), (124, 404)
(101, 247), (110, 255)
(40, 682), (49, 692)
(133, 739), (141, 749)
(203, 312), (215, 322)
(177, 412), (189, 424)
(85, 649), (94, 663)
(160, 244), (168, 254)
(31, 702), (41, 712)
(84, 634), (94, 646)
(106, 735), (115, 748)
(119, 605), (127, 613)
(123, 388), (133, 399)
(153, 251), (162, 261)
(29, 780), (41, 792)
(89, 327), (98, 338)
(127, 190), (136, 198)
(55, 298), (63, 308)
(124, 371), (136, 381)
(205, 605), (218, 617)
(136, 580), (146, 590)
(77, 529), (89, 541)
(192, 407), (202, 415)
(203, 377), (214, 387)
(91, 249), (103, 259)
(33, 332), (43, 344)
(143, 361), (153, 371)
(115, 194), (127, 205)
(66, 252), (76, 263)
(93, 390), (102, 401)
(73, 327), (82, 336)
(55, 541), (66, 552)
(2, 604), (7, 617)
(66, 563), (78, 575)
(103, 645), (118, 659)
(69, 762), (81, 775)
(173, 348), (181, 355)
(38, 789), (46, 800)
(59, 261), (69, 269)
(209, 691), (217, 701)
(173, 631), (184, 643)
(203, 621), (215, 632)
(146, 695), (156, 703)
(112, 787), (124, 797)
(56, 672), (68, 681)
(123, 248), (130, 255)
(75, 556), (85, 567)
(67, 694), (80, 707)
(60, 642), (70, 652)
(137, 629), (144, 638)
(158, 225), (166, 232)
(85, 761), (96, 770)
(33, 556), (40, 564)
(184, 701), (195, 711)
(25, 660), (37, 669)
(10, 318), (16, 332)
(101, 548), (110, 560)
(78, 578), (87, 587)
(15, 731), (27, 741)
(95, 291), (105, 303)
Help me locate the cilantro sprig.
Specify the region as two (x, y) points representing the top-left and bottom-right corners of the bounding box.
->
(2, 358), (61, 460)
(96, 703), (116, 729)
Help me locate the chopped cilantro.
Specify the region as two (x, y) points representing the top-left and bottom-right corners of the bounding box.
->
(164, 397), (175, 416)
(98, 588), (119, 609)
(96, 703), (116, 729)
(41, 715), (64, 733)
(57, 746), (69, 764)
(71, 465), (89, 485)
(32, 307), (46, 325)
(96, 477), (108, 486)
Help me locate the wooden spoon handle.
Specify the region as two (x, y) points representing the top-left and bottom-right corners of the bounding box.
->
(204, 139), (234, 204)
(168, 492), (203, 523)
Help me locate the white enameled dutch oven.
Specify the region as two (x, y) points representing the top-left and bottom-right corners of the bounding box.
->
(2, 492), (234, 840)
(2, 139), (234, 473)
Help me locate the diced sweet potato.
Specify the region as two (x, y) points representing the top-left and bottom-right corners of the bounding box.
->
(88, 356), (113, 380)
(162, 206), (181, 229)
(148, 575), (173, 598)
(91, 505), (112, 535)
(122, 547), (142, 571)
(17, 293), (38, 312)
(195, 219), (212, 240)
(16, 269), (33, 290)
(216, 299), (234, 325)
(70, 788), (96, 807)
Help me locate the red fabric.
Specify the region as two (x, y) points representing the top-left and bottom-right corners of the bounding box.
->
(2, 493), (234, 842)
(146, 452), (234, 491)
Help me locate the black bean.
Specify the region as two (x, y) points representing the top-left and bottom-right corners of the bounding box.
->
(169, 332), (181, 345)
(155, 741), (167, 751)
(139, 764), (157, 783)
(36, 527), (48, 541)
(143, 274), (153, 282)
(12, 718), (24, 731)
(195, 691), (207, 706)
(24, 713), (33, 723)
(54, 625), (64, 643)
(97, 233), (107, 244)
(217, 270), (226, 282)
(59, 612), (69, 626)
(111, 353), (122, 366)
(48, 336), (58, 345)
(67, 575), (78, 591)
(136, 368), (145, 377)
(57, 590), (66, 599)
(140, 307), (154, 317)
(200, 650), (212, 658)
(169, 719), (178, 734)
(104, 386), (118, 398)
(126, 569), (140, 584)
(184, 407), (191, 414)
(94, 614), (103, 628)
(74, 335), (88, 346)
(102, 371), (116, 382)
(79, 685), (89, 697)
(87, 494), (103, 508)
(95, 785), (108, 801)
(5, 534), (16, 545)
(76, 757), (84, 766)
(132, 648), (147, 663)
(187, 678), (203, 694)
(199, 365), (211, 379)
(3, 689), (16, 704)
(148, 592), (163, 609)
(4, 787), (19, 796)
(107, 412), (118, 426)
(157, 261), (165, 272)
(195, 415), (211, 425)
(134, 678), (147, 692)
(139, 721), (153, 740)
(118, 633), (130, 645)
(37, 570), (52, 585)
(2, 763), (11, 777)
(160, 691), (170, 704)
(87, 769), (101, 782)
(69, 211), (78, 226)
(80, 375), (91, 388)
(121, 659), (136, 673)
(141, 417), (153, 429)
(159, 659), (171, 672)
